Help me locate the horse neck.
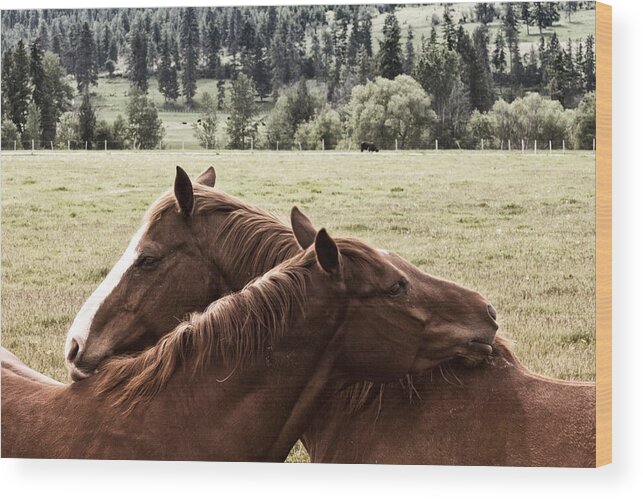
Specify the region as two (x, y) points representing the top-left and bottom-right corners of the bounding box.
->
(94, 272), (347, 461)
(202, 209), (301, 291)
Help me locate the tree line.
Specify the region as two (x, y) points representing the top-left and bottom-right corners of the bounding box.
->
(1, 3), (597, 150)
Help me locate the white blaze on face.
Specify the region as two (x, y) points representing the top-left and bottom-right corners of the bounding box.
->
(64, 225), (147, 364)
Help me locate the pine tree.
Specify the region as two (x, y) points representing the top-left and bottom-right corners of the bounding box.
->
(404, 26), (415, 74)
(584, 34), (596, 92)
(443, 7), (457, 50)
(359, 9), (373, 57)
(251, 46), (272, 101)
(531, 2), (560, 35)
(575, 40), (585, 90)
(475, 3), (497, 25)
(311, 31), (324, 79)
(78, 91), (96, 148)
(492, 31), (507, 75)
(51, 24), (63, 56)
(204, 9), (222, 78)
(128, 20), (148, 92)
(457, 27), (494, 112)
(377, 12), (403, 79)
(347, 9), (360, 67)
(157, 33), (179, 102)
(102, 25), (112, 67)
(30, 40), (54, 143)
(217, 80), (226, 111)
(37, 22), (49, 52)
(545, 33), (566, 104)
(180, 7), (200, 106)
(3, 42), (32, 133)
(108, 38), (118, 63)
(502, 2), (520, 72)
(289, 77), (316, 127)
(564, 1), (578, 23)
(521, 2), (533, 36)
(43, 52), (73, 133)
(75, 22), (98, 91)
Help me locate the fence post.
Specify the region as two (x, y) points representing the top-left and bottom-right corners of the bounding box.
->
(85, 141), (88, 151)
(50, 141), (54, 151)
(435, 139), (438, 151)
(562, 139), (565, 153)
(521, 139), (525, 153)
(322, 138), (325, 151)
(105, 139), (107, 151)
(593, 138), (596, 151)
(67, 140), (70, 151)
(14, 140), (16, 151)
(549, 140), (552, 153)
(298, 142), (302, 151)
(251, 138), (254, 151)
(508, 139), (511, 152)
(32, 139), (35, 153)
(534, 140), (537, 153)
(395, 138), (398, 151)
(481, 138), (484, 151)
(276, 141), (279, 151)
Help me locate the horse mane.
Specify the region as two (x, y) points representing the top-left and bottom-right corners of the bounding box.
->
(146, 184), (301, 279)
(97, 251), (314, 409)
(341, 335), (520, 414)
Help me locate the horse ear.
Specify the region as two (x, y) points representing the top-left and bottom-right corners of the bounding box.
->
(291, 206), (316, 249)
(174, 166), (194, 216)
(196, 166), (216, 187)
(314, 229), (341, 275)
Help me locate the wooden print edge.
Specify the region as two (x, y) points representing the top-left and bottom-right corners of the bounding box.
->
(595, 1), (612, 467)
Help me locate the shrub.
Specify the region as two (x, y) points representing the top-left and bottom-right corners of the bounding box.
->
(193, 92), (218, 149)
(347, 75), (436, 149)
(294, 108), (343, 150)
(572, 92), (596, 149)
(1, 119), (20, 149)
(127, 88), (164, 149)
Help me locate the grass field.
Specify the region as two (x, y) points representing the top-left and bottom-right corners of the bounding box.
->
(1, 150), (596, 461)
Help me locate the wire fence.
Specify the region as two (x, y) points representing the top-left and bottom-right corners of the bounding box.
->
(0, 137), (596, 153)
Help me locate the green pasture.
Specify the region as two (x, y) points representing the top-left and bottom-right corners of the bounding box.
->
(372, 3), (596, 52)
(1, 150), (596, 462)
(93, 75), (274, 150)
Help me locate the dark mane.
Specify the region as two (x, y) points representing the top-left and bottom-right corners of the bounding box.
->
(97, 251), (314, 409)
(146, 185), (301, 278)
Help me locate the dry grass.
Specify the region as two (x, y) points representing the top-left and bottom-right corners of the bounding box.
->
(1, 150), (596, 460)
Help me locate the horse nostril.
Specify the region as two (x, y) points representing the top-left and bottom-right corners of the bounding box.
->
(487, 304), (497, 322)
(67, 338), (80, 363)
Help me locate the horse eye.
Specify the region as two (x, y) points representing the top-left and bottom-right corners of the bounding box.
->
(137, 256), (160, 269)
(387, 278), (407, 297)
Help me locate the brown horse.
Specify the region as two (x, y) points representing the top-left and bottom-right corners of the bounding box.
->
(303, 340), (596, 467)
(64, 166), (300, 381)
(64, 167), (495, 381)
(2, 176), (498, 461)
(302, 328), (596, 467)
(290, 229), (597, 467)
(58, 167), (593, 465)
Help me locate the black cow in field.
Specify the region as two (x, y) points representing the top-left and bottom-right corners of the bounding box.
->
(360, 141), (379, 152)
